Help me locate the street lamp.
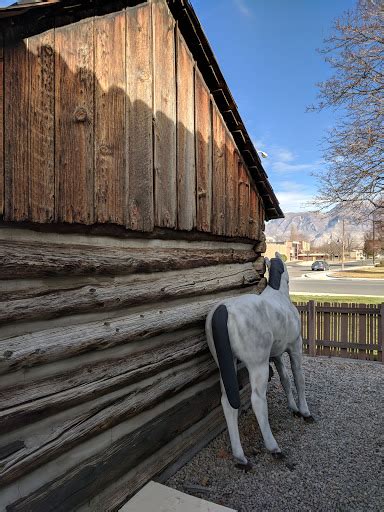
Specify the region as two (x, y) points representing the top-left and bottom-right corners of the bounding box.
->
(256, 150), (268, 159)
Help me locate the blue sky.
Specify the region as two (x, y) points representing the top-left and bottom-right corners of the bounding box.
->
(191, 0), (356, 212)
(0, 0), (356, 212)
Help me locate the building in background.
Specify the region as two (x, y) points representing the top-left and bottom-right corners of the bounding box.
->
(265, 239), (311, 261)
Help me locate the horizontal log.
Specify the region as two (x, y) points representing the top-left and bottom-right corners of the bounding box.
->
(6, 368), (250, 512)
(0, 240), (257, 280)
(253, 255), (265, 272)
(0, 333), (207, 431)
(295, 304), (380, 315)
(0, 292), (248, 375)
(0, 263), (259, 324)
(0, 356), (216, 486)
(314, 340), (380, 351)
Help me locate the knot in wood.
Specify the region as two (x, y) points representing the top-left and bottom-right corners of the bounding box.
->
(43, 45), (53, 57)
(73, 107), (88, 122)
(99, 144), (113, 156)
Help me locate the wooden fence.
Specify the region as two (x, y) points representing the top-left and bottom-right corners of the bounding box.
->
(294, 301), (384, 362)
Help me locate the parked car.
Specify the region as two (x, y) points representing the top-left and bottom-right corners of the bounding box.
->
(311, 260), (330, 271)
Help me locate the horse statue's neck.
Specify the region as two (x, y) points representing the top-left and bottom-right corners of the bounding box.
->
(267, 258), (290, 300)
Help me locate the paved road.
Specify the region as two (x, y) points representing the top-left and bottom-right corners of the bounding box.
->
(290, 278), (384, 296)
(286, 260), (384, 296)
(286, 260), (373, 279)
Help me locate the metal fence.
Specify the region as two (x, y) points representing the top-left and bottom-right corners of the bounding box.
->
(293, 301), (384, 362)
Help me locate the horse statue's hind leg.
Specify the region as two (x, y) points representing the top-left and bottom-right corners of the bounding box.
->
(288, 338), (314, 422)
(248, 350), (283, 459)
(207, 305), (249, 467)
(271, 354), (300, 416)
(219, 372), (250, 467)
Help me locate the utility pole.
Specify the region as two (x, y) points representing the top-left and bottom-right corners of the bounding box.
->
(341, 219), (345, 270)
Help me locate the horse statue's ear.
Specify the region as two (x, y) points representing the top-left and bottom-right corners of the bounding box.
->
(275, 252), (283, 260)
(265, 257), (271, 269)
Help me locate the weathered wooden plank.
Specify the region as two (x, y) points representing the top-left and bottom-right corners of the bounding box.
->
(6, 370), (250, 512)
(0, 356), (216, 486)
(126, 3), (154, 232)
(322, 302), (331, 357)
(308, 300), (316, 357)
(0, 31), (3, 217)
(94, 12), (126, 224)
(316, 305), (379, 314)
(176, 31), (196, 231)
(0, 263), (258, 324)
(153, 0), (177, 228)
(238, 161), (250, 238)
(195, 68), (212, 233)
(55, 18), (94, 224)
(0, 333), (207, 433)
(225, 135), (239, 237)
(249, 186), (260, 240)
(4, 37), (29, 221)
(212, 104), (226, 235)
(0, 240), (256, 279)
(0, 290), (249, 375)
(28, 30), (55, 223)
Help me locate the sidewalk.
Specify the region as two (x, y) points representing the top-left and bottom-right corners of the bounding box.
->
(120, 482), (236, 512)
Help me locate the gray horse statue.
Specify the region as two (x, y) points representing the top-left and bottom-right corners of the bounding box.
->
(205, 252), (314, 469)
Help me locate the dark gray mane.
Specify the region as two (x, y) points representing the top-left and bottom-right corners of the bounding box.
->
(268, 258), (285, 290)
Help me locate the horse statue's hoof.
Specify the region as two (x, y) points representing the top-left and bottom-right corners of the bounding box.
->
(303, 415), (315, 423)
(271, 451), (285, 460)
(235, 461), (253, 472)
(292, 410), (302, 418)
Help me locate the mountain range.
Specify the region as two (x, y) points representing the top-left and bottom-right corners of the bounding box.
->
(265, 208), (372, 247)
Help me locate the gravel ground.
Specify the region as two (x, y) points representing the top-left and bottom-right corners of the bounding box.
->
(167, 356), (384, 512)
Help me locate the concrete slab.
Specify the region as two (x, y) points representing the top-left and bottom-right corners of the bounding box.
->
(119, 481), (237, 512)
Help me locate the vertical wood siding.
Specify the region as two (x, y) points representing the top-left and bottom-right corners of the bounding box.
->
(55, 19), (94, 224)
(4, 38), (29, 221)
(225, 136), (239, 238)
(238, 161), (250, 238)
(1, 0), (265, 242)
(249, 186), (261, 240)
(153, 0), (177, 229)
(212, 104), (226, 236)
(29, 31), (55, 223)
(195, 68), (212, 233)
(176, 32), (196, 231)
(94, 12), (126, 224)
(126, 3), (154, 232)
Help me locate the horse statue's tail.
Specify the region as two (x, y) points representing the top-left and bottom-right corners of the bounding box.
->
(211, 304), (241, 409)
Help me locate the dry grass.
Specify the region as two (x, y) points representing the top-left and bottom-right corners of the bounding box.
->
(330, 266), (384, 279)
(290, 294), (383, 305)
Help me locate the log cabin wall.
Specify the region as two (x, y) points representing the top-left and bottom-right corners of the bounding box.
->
(0, 1), (276, 510)
(0, 229), (266, 511)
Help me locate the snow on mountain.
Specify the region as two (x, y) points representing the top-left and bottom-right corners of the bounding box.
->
(265, 208), (370, 247)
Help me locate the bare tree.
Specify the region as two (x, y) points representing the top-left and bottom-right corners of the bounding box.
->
(289, 225), (299, 241)
(309, 0), (384, 215)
